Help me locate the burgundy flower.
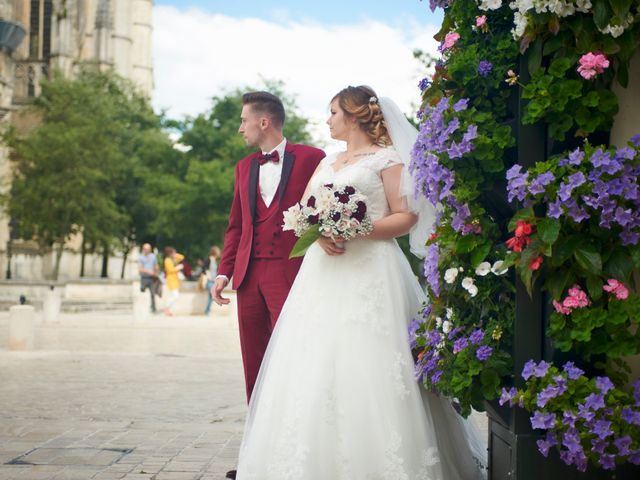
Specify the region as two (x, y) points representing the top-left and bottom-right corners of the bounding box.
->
(307, 196), (316, 208)
(308, 214), (319, 224)
(344, 186), (356, 195)
(336, 193), (351, 204)
(331, 212), (341, 221)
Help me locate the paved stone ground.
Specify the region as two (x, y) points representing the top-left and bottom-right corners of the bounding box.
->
(0, 298), (488, 480)
(0, 306), (246, 480)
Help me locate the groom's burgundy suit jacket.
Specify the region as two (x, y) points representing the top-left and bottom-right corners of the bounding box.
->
(218, 143), (325, 290)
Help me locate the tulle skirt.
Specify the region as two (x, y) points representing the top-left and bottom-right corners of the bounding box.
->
(236, 239), (486, 480)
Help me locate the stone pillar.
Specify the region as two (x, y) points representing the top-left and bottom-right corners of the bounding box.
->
(8, 304), (35, 350)
(131, 280), (149, 322)
(42, 285), (62, 324)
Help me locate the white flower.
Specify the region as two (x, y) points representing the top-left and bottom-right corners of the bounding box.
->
(461, 277), (475, 290)
(475, 262), (491, 276)
(467, 284), (479, 297)
(491, 260), (508, 275)
(436, 340), (446, 351)
(479, 0), (502, 10)
(444, 268), (459, 284)
(446, 308), (454, 320)
(442, 320), (452, 334)
(458, 267), (464, 272)
(435, 317), (443, 329)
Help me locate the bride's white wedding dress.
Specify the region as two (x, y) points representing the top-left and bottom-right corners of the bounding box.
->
(236, 148), (486, 480)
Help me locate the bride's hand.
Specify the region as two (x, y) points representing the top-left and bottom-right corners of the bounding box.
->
(317, 235), (346, 256)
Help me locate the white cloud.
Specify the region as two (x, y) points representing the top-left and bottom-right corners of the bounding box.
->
(152, 6), (439, 151)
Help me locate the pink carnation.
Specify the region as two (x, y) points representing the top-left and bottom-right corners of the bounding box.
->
(442, 32), (460, 50)
(475, 15), (487, 27)
(603, 279), (629, 300)
(577, 52), (610, 80)
(553, 300), (571, 315)
(567, 285), (590, 308)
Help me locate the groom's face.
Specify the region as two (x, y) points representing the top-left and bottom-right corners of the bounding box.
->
(239, 104), (265, 148)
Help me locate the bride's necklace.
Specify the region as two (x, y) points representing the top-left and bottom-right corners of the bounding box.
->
(341, 147), (377, 166)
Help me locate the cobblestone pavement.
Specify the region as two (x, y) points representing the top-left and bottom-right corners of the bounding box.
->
(0, 306), (246, 480)
(0, 299), (488, 480)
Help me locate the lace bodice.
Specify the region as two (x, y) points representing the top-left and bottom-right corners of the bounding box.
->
(308, 147), (403, 222)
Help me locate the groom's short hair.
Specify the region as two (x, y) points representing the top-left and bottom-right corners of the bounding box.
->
(242, 91), (285, 128)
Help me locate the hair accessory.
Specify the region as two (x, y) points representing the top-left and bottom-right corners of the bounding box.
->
(369, 96), (378, 104)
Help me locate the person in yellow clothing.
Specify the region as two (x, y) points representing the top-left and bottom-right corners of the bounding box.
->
(163, 246), (184, 316)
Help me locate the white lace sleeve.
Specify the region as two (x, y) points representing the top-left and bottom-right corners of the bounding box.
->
(376, 147), (403, 171)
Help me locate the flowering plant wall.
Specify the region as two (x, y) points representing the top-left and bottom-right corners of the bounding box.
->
(411, 0), (640, 470)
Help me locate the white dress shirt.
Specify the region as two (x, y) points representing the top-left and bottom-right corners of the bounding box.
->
(259, 138), (287, 207)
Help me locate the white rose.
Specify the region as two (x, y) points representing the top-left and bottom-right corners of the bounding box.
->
(467, 284), (479, 297)
(475, 262), (491, 276)
(479, 0), (502, 10)
(491, 260), (508, 275)
(442, 320), (452, 334)
(444, 268), (459, 284)
(461, 277), (475, 291)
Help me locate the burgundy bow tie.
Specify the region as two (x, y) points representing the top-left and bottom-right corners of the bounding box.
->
(257, 151), (280, 165)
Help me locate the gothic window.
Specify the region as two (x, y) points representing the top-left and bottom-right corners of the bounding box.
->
(28, 0), (52, 60)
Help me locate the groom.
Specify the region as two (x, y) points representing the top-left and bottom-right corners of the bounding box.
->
(213, 92), (324, 404)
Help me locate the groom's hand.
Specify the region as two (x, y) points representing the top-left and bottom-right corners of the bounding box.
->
(212, 277), (230, 305)
(317, 236), (346, 256)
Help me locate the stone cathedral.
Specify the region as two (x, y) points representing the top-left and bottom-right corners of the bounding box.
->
(0, 0), (154, 280)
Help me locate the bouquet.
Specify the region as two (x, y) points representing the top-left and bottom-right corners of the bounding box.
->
(282, 183), (374, 258)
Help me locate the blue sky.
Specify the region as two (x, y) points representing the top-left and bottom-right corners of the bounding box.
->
(152, 2), (443, 149)
(155, 0), (442, 26)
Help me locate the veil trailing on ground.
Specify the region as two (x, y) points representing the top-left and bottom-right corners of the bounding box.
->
(379, 97), (436, 258)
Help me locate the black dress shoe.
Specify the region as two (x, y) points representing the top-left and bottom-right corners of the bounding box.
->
(225, 469), (237, 479)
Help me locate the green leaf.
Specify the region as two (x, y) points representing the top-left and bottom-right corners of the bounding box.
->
(609, 0), (632, 16)
(574, 245), (603, 275)
(544, 268), (572, 300)
(537, 218), (561, 245)
(471, 242), (492, 268)
(543, 36), (564, 56)
(593, 0), (611, 30)
(456, 235), (478, 254)
(604, 248), (633, 281)
(288, 225), (320, 258)
(548, 58), (572, 77)
(481, 369), (501, 400)
(586, 275), (604, 301)
(552, 236), (581, 266)
(528, 39), (543, 76)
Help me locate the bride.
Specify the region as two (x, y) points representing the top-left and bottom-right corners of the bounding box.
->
(236, 85), (486, 479)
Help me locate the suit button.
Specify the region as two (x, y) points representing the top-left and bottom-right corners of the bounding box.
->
(272, 232), (277, 237)
(255, 241), (260, 246)
(269, 250), (274, 255)
(256, 251), (261, 255)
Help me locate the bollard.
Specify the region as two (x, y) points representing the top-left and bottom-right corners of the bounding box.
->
(131, 281), (149, 322)
(8, 304), (36, 350)
(43, 286), (62, 324)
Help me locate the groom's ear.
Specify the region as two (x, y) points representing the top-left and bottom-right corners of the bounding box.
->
(260, 117), (270, 130)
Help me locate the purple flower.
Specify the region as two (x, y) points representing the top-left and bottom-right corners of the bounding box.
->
(536, 432), (557, 457)
(537, 384), (562, 408)
(528, 172), (555, 195)
(453, 98), (469, 112)
(590, 148), (612, 168)
(506, 164), (529, 203)
(616, 146), (635, 160)
(448, 326), (464, 340)
(469, 329), (484, 345)
(591, 420), (613, 440)
(629, 449), (640, 465)
(408, 318), (423, 349)
(533, 360), (550, 378)
(621, 408), (640, 425)
(418, 77), (430, 91)
(599, 453), (616, 470)
(577, 403), (596, 422)
(478, 60), (493, 77)
(476, 345), (493, 361)
(584, 393), (605, 411)
(563, 410), (577, 428)
(428, 0), (449, 12)
(595, 376), (614, 394)
(634, 379), (640, 405)
(522, 360), (536, 380)
(563, 361), (584, 379)
(423, 244), (440, 297)
(562, 431), (583, 455)
(559, 148), (585, 166)
(499, 387), (517, 406)
(430, 369), (443, 383)
(453, 337), (469, 353)
(630, 134), (640, 147)
(591, 437), (609, 455)
(547, 199), (563, 218)
(615, 436), (632, 456)
(530, 411), (556, 429)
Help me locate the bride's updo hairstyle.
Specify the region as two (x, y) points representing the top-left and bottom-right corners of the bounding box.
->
(332, 85), (391, 146)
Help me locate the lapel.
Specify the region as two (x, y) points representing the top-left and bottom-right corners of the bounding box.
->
(248, 155), (260, 222)
(277, 149), (295, 203)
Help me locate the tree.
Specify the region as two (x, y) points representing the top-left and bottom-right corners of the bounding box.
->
(2, 66), (164, 279)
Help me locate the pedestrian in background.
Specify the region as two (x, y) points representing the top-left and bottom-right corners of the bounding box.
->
(204, 245), (221, 315)
(163, 246), (184, 316)
(137, 243), (159, 313)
